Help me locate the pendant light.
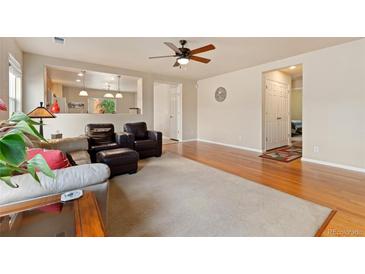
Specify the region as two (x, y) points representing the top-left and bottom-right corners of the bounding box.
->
(104, 83), (114, 98)
(115, 75), (123, 99)
(79, 70), (88, 96)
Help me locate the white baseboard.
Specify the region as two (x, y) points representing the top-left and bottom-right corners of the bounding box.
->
(197, 138), (263, 153)
(181, 139), (197, 142)
(301, 158), (365, 173)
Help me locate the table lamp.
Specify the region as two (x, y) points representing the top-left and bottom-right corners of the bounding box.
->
(27, 102), (56, 137)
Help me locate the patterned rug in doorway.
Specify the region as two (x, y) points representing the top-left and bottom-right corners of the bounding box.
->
(260, 146), (302, 162)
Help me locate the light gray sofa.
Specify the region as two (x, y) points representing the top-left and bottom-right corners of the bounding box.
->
(0, 136), (111, 223)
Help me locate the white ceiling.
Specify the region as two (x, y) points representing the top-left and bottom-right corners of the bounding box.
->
(47, 65), (139, 92)
(16, 37), (359, 80)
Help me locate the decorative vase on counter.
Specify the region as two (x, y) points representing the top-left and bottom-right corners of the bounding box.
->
(51, 100), (60, 113)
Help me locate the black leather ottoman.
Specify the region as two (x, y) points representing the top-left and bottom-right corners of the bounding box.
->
(96, 148), (139, 177)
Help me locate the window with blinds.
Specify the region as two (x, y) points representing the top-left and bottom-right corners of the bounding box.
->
(8, 54), (22, 116)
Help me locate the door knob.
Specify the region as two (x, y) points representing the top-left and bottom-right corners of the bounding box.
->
(277, 117), (282, 120)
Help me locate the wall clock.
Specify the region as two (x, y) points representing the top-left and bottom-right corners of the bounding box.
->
(215, 87), (227, 102)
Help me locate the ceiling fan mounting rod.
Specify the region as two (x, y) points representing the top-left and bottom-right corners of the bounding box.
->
(179, 40), (187, 47)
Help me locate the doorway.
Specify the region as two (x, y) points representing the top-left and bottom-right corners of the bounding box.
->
(153, 82), (182, 144)
(262, 65), (303, 161)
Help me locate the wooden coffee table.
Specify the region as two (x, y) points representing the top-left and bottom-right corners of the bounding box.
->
(0, 192), (105, 237)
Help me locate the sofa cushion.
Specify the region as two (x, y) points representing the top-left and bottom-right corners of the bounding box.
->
(124, 122), (148, 140)
(68, 150), (91, 165)
(66, 153), (77, 166)
(0, 163), (110, 206)
(135, 139), (157, 151)
(27, 148), (71, 170)
(39, 136), (89, 153)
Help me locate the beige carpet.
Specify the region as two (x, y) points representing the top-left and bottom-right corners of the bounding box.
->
(107, 152), (332, 236)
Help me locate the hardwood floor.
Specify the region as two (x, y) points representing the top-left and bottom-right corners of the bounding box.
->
(164, 141), (365, 237)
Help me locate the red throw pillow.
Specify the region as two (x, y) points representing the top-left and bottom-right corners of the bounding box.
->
(27, 148), (71, 170)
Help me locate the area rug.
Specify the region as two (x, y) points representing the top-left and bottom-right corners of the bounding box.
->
(260, 146), (302, 162)
(108, 152), (331, 236)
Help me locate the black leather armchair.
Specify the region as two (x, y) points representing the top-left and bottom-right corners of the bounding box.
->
(85, 123), (133, 162)
(123, 122), (162, 159)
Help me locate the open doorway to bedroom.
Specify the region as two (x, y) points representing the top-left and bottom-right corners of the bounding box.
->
(261, 65), (303, 162)
(287, 67), (303, 147)
(153, 81), (183, 144)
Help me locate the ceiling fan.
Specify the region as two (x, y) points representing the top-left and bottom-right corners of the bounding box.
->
(149, 40), (216, 67)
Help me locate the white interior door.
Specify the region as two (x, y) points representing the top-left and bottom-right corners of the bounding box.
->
(265, 79), (290, 150)
(169, 88), (179, 140)
(153, 82), (182, 141)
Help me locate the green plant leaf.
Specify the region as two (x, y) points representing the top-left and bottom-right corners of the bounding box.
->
(27, 154), (55, 179)
(9, 112), (30, 122)
(0, 133), (26, 166)
(27, 163), (41, 184)
(0, 176), (19, 188)
(27, 122), (47, 141)
(9, 112), (41, 125)
(0, 164), (14, 177)
(14, 120), (47, 142)
(0, 112), (54, 188)
(0, 158), (25, 171)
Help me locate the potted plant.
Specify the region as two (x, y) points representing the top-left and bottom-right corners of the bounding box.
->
(100, 99), (116, 114)
(0, 109), (54, 188)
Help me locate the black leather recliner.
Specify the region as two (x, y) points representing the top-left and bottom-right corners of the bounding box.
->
(123, 122), (162, 159)
(85, 123), (133, 162)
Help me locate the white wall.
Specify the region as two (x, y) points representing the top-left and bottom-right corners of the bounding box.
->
(198, 39), (365, 170)
(198, 67), (264, 152)
(23, 53), (197, 140)
(0, 38), (23, 120)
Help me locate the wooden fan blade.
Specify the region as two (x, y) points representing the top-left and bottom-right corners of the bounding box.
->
(190, 44), (215, 55)
(149, 55), (176, 59)
(164, 42), (182, 54)
(190, 55), (211, 64)
(173, 61), (180, 67)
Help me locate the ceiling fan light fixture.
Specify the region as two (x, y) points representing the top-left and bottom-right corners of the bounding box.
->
(177, 57), (189, 65)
